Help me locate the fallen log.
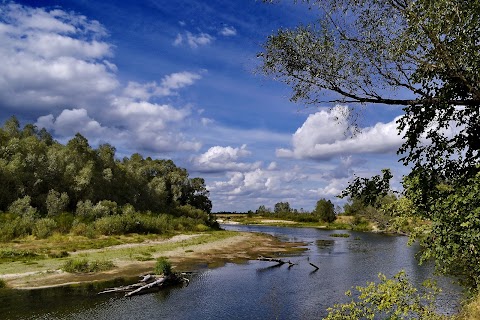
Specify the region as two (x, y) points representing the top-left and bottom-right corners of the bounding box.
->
(257, 256), (296, 267)
(98, 273), (188, 297)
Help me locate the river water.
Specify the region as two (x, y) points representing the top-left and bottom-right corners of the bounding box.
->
(0, 225), (462, 319)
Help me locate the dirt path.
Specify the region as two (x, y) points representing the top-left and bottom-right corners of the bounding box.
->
(1, 231), (305, 289)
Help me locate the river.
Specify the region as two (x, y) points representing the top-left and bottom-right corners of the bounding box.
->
(0, 225), (462, 319)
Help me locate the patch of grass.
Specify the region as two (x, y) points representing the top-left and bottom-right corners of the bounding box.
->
(0, 249), (44, 263)
(62, 258), (115, 273)
(185, 249), (194, 253)
(134, 251), (153, 261)
(0, 278), (7, 288)
(154, 257), (172, 275)
(330, 233), (350, 238)
(47, 250), (69, 258)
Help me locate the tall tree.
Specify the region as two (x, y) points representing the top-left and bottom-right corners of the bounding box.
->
(259, 0), (480, 179)
(260, 0), (480, 289)
(313, 198), (336, 223)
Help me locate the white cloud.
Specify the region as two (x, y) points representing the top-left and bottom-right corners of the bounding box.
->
(192, 144), (261, 172)
(277, 106), (404, 160)
(174, 31), (214, 48)
(219, 26), (237, 36)
(0, 3), (117, 112)
(36, 108), (106, 137)
(1, 3), (204, 154)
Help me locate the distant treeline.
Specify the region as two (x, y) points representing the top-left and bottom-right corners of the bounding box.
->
(0, 116), (216, 240)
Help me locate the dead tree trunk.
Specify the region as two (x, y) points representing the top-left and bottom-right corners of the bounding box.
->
(98, 273), (188, 297)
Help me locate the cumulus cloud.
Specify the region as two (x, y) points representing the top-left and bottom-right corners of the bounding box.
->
(0, 3), (117, 113)
(219, 26), (236, 36)
(0, 3), (203, 154)
(123, 72), (202, 100)
(36, 108), (106, 137)
(173, 31), (214, 48)
(277, 106), (404, 160)
(192, 144), (261, 172)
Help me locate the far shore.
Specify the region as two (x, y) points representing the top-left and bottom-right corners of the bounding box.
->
(0, 231), (305, 290)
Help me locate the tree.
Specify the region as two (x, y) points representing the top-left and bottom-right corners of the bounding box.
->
(313, 198), (336, 223)
(261, 0), (480, 290)
(338, 169), (393, 208)
(46, 189), (69, 216)
(274, 201), (291, 214)
(260, 0), (480, 179)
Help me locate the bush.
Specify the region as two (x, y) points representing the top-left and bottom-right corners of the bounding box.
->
(8, 196), (37, 218)
(54, 212), (74, 234)
(33, 218), (57, 239)
(0, 216), (35, 242)
(62, 258), (115, 273)
(0, 279), (7, 289)
(46, 190), (69, 217)
(154, 257), (172, 275)
(324, 271), (444, 320)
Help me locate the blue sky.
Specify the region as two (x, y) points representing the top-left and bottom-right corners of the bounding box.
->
(0, 0), (409, 212)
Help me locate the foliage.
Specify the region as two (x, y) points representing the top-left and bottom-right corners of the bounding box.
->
(0, 118), (213, 218)
(0, 248), (41, 262)
(154, 257), (172, 276)
(46, 190), (69, 216)
(0, 118), (215, 240)
(33, 218), (57, 239)
(324, 271), (446, 320)
(0, 278), (6, 289)
(412, 170), (480, 290)
(260, 0), (480, 178)
(260, 0), (480, 291)
(274, 201), (292, 214)
(339, 169), (393, 208)
(313, 198), (336, 222)
(329, 233), (349, 238)
(7, 196), (37, 218)
(62, 258), (115, 273)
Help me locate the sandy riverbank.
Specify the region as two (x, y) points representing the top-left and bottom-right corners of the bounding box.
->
(0, 231), (304, 289)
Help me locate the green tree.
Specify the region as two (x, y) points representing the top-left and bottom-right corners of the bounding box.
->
(339, 169), (393, 208)
(274, 201), (291, 214)
(260, 0), (480, 290)
(313, 198), (336, 223)
(260, 0), (480, 178)
(46, 189), (69, 216)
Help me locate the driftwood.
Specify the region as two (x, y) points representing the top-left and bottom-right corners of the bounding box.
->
(98, 273), (189, 297)
(309, 262), (319, 271)
(257, 256), (296, 267)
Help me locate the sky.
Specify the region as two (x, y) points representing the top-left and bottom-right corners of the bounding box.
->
(0, 0), (410, 212)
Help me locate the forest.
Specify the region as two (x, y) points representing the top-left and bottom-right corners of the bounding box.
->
(0, 116), (216, 241)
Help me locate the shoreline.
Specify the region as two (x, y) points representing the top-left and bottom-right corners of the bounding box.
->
(0, 231), (305, 290)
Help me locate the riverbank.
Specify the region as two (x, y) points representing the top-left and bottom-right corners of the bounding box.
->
(0, 230), (304, 289)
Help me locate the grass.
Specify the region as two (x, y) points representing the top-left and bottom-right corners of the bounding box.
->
(0, 278), (6, 288)
(0, 231), (239, 277)
(330, 233), (350, 238)
(154, 257), (172, 275)
(0, 248), (44, 263)
(62, 258), (115, 273)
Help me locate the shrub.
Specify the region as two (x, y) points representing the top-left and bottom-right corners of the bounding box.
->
(33, 218), (57, 239)
(62, 258), (115, 273)
(76, 200), (94, 220)
(154, 257), (172, 275)
(0, 216), (35, 242)
(324, 271), (444, 320)
(0, 279), (7, 289)
(8, 196), (37, 218)
(54, 212), (74, 234)
(46, 190), (69, 217)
